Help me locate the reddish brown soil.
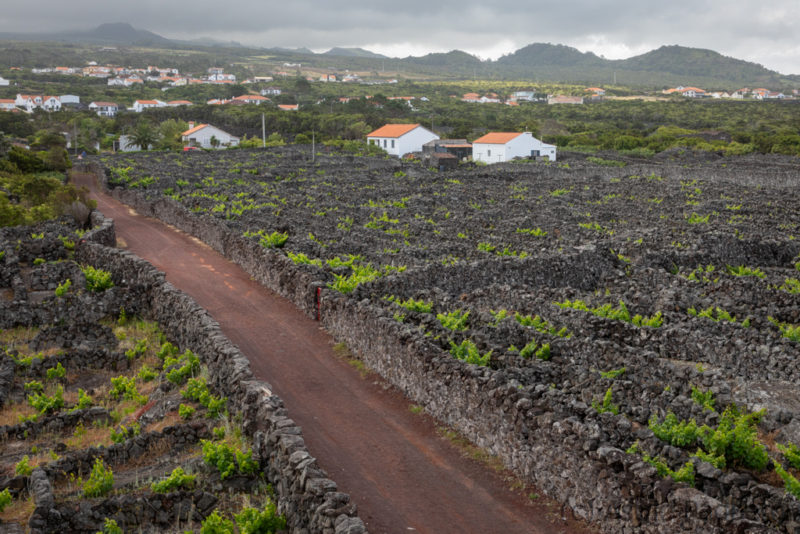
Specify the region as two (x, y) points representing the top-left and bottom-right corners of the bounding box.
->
(74, 172), (597, 534)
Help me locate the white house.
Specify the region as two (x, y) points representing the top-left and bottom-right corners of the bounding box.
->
(60, 95), (80, 105)
(132, 99), (165, 112)
(41, 96), (61, 111)
(472, 132), (556, 163)
(0, 76), (9, 86)
(181, 123), (239, 149)
(89, 101), (119, 117)
(261, 87), (281, 96)
(366, 124), (439, 157)
(0, 99), (17, 111)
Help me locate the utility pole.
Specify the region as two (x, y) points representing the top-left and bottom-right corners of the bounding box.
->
(261, 113), (266, 148)
(312, 131), (315, 163)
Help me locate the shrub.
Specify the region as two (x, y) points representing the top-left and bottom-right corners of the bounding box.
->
(599, 367), (626, 379)
(156, 341), (179, 360)
(555, 299), (663, 328)
(0, 488), (12, 512)
(243, 229), (288, 249)
(592, 387), (619, 415)
(449, 339), (492, 366)
(165, 350), (200, 385)
(24, 380), (44, 394)
(109, 376), (146, 404)
(691, 386), (716, 411)
(46, 362), (66, 380)
(125, 339), (148, 361)
(74, 388), (93, 410)
(649, 412), (700, 447)
(514, 312), (571, 337)
(97, 518), (123, 534)
(82, 265), (114, 292)
(775, 464), (800, 500)
(137, 364), (158, 382)
(28, 385), (64, 414)
(15, 455), (33, 476)
(83, 458), (114, 498)
(55, 278), (71, 297)
(179, 404), (196, 420)
(777, 442), (800, 469)
(110, 423), (140, 443)
(287, 251), (323, 267)
(201, 440), (259, 480)
(201, 510), (234, 534)
(235, 499), (287, 534)
(151, 467), (196, 493)
(437, 309), (470, 331)
(390, 296), (433, 313)
(726, 264), (766, 279)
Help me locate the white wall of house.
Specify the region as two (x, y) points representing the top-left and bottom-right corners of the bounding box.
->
(41, 97), (61, 111)
(473, 133), (557, 163)
(368, 126), (438, 156)
(89, 103), (118, 117)
(60, 95), (80, 104)
(183, 125), (239, 149)
(0, 77), (9, 86)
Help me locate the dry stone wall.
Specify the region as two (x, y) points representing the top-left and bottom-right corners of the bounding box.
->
(75, 213), (366, 534)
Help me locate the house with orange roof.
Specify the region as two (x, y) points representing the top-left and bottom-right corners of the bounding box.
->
(278, 104), (299, 111)
(167, 100), (193, 107)
(232, 95), (270, 105)
(472, 132), (556, 163)
(0, 99), (17, 111)
(132, 99), (165, 112)
(586, 87), (605, 96)
(15, 94), (61, 112)
(181, 123), (239, 149)
(366, 123), (439, 157)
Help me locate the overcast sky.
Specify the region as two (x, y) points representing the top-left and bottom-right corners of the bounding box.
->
(2, 1), (799, 74)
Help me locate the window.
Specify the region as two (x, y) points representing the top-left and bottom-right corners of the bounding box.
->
(383, 139), (387, 148)
(391, 139), (395, 148)
(487, 149), (491, 157)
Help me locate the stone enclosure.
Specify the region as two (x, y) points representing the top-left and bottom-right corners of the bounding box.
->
(87, 146), (800, 533)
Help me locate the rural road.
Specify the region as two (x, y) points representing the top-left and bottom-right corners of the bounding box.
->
(75, 171), (594, 534)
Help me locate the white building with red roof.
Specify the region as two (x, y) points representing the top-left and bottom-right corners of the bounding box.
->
(472, 132), (556, 163)
(181, 123), (239, 149)
(132, 100), (166, 112)
(0, 99), (17, 111)
(232, 95), (269, 105)
(366, 123), (439, 157)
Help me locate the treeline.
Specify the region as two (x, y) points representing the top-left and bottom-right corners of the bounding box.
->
(1, 79), (800, 157)
(0, 133), (95, 227)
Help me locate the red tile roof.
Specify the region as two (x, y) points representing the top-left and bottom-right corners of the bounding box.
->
(366, 123), (420, 138)
(182, 124), (209, 136)
(472, 132), (523, 144)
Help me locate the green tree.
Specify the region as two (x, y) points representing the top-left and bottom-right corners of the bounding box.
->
(129, 121), (159, 151)
(158, 119), (189, 150)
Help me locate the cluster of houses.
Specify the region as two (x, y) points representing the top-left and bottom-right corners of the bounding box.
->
(457, 88), (604, 106)
(662, 86), (794, 99)
(365, 123), (556, 166)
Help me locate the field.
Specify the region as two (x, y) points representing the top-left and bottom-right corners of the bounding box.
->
(0, 218), (283, 532)
(99, 146), (800, 530)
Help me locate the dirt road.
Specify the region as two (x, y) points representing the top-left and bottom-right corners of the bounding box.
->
(76, 172), (594, 534)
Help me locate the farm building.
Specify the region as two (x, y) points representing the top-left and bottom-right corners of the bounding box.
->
(181, 123), (240, 149)
(367, 124), (439, 157)
(472, 132), (556, 163)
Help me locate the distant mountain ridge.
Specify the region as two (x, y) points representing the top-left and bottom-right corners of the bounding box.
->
(0, 23), (796, 86)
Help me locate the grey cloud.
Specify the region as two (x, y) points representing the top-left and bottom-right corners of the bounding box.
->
(0, 0), (798, 73)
